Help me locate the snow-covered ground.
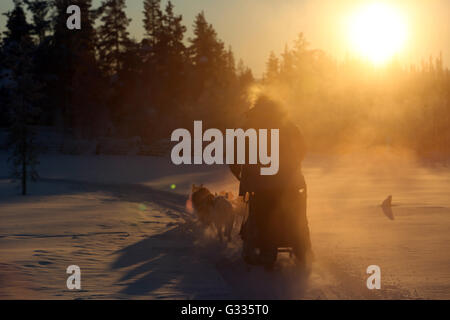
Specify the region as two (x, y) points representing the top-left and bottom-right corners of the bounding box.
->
(0, 151), (449, 299)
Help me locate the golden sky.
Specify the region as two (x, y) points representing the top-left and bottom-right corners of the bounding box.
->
(1, 0), (449, 76)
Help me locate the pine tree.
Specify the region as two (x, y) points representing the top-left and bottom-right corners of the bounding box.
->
(189, 11), (226, 92)
(237, 59), (254, 88)
(24, 0), (51, 44)
(163, 1), (186, 61)
(97, 0), (131, 75)
(51, 0), (96, 51)
(47, 0), (99, 133)
(7, 50), (41, 195)
(2, 0), (33, 46)
(280, 44), (294, 82)
(265, 51), (279, 83)
(140, 0), (162, 115)
(3, 0), (41, 195)
(187, 12), (245, 128)
(142, 0), (162, 47)
(292, 32), (310, 76)
(189, 12), (225, 68)
(140, 1), (187, 124)
(224, 46), (236, 84)
(158, 1), (187, 92)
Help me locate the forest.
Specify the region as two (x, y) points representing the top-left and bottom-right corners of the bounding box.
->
(0, 0), (254, 143)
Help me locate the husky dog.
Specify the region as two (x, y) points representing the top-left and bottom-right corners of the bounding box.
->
(218, 191), (247, 229)
(191, 184), (235, 242)
(191, 184), (215, 225)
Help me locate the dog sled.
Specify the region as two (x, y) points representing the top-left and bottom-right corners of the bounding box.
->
(239, 185), (311, 270)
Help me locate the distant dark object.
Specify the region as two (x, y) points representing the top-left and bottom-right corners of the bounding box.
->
(382, 195), (392, 207)
(381, 195), (394, 220)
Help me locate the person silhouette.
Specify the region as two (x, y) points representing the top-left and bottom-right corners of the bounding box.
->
(229, 95), (312, 269)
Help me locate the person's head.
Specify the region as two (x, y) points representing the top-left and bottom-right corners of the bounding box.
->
(246, 95), (286, 128)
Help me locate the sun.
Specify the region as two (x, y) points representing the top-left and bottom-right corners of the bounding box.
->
(348, 2), (408, 65)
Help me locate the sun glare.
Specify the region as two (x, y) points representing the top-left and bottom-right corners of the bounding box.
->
(348, 2), (408, 65)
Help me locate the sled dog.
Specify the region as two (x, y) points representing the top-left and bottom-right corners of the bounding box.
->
(191, 184), (235, 242)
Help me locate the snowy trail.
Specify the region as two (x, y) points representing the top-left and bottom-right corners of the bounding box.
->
(0, 176), (326, 299)
(0, 152), (449, 299)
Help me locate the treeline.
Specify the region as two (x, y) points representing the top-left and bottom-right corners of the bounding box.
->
(262, 33), (450, 160)
(0, 0), (254, 143)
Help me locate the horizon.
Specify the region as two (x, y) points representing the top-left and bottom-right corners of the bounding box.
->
(0, 0), (449, 77)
